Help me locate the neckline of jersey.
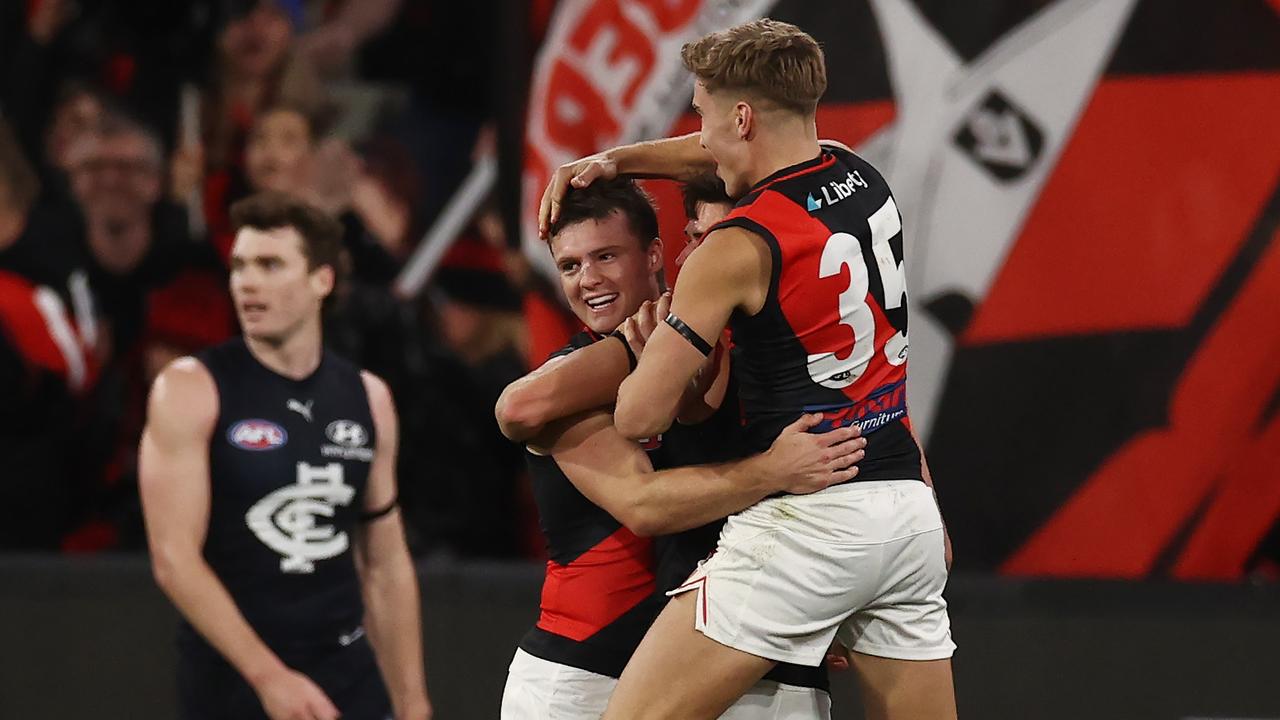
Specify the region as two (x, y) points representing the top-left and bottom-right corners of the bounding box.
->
(237, 336), (327, 386)
(747, 151), (835, 194)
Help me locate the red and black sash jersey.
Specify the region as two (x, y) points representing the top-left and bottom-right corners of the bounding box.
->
(519, 329), (663, 678)
(520, 331), (828, 690)
(713, 146), (923, 485)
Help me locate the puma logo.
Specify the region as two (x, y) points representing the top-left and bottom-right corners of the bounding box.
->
(287, 399), (314, 423)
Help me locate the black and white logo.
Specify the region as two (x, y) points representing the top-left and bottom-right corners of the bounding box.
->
(326, 420), (367, 447)
(953, 89), (1045, 182)
(246, 462), (354, 573)
(286, 398), (313, 422)
(322, 420), (374, 462)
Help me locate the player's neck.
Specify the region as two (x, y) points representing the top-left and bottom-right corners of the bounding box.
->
(244, 319), (323, 380)
(744, 120), (821, 189)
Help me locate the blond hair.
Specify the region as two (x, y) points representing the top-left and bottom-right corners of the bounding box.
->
(681, 19), (826, 116)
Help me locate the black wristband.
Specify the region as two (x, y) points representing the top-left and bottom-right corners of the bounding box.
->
(608, 330), (638, 370)
(664, 312), (714, 356)
(359, 496), (399, 523)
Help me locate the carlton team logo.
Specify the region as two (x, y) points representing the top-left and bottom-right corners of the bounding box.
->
(228, 420), (288, 451)
(245, 461), (355, 573)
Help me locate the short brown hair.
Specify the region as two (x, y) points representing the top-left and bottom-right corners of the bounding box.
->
(681, 173), (732, 220)
(230, 191), (344, 273)
(549, 177), (659, 249)
(681, 19), (826, 116)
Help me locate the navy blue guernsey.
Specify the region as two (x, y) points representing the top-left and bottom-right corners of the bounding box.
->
(186, 338), (377, 659)
(522, 332), (827, 690)
(713, 146), (923, 485)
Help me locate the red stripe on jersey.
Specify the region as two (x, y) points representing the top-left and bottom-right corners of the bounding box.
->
(752, 154), (837, 194)
(535, 527), (656, 642)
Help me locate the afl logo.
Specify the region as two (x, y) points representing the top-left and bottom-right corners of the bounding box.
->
(325, 420), (368, 448)
(228, 420), (288, 451)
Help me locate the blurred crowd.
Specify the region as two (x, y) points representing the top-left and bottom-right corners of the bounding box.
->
(0, 0), (572, 558)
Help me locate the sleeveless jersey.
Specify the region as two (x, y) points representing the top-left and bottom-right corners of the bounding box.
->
(521, 332), (827, 690)
(187, 338), (377, 657)
(714, 146), (923, 484)
(519, 330), (663, 678)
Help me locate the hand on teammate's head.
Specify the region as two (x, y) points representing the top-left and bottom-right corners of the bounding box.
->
(539, 154), (619, 237)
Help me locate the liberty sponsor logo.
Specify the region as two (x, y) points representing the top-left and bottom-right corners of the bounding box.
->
(808, 170), (869, 212)
(322, 419), (374, 462)
(246, 462), (354, 573)
(804, 380), (909, 436)
(227, 420), (288, 451)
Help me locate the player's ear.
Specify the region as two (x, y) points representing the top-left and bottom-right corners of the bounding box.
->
(311, 263), (335, 298)
(736, 101), (752, 140)
(646, 237), (664, 271)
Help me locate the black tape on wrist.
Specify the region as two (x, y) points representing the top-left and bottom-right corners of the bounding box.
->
(664, 313), (714, 356)
(608, 330), (638, 370)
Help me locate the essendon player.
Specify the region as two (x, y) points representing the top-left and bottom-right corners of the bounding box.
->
(138, 193), (430, 720)
(539, 19), (956, 720)
(496, 178), (864, 719)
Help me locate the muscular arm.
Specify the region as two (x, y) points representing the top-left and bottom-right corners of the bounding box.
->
(139, 359), (338, 720)
(355, 372), (431, 720)
(615, 227), (770, 440)
(494, 335), (632, 442)
(535, 411), (863, 537)
(539, 134), (713, 235)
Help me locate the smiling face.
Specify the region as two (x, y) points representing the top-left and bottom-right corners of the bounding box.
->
(229, 225), (333, 345)
(549, 211), (663, 335)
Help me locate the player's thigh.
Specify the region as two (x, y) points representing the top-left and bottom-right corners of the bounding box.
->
(839, 526), (955, 662)
(501, 649), (616, 720)
(850, 652), (956, 720)
(720, 681), (832, 720)
(602, 592), (775, 720)
(668, 491), (891, 668)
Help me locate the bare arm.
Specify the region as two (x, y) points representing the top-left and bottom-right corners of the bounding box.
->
(139, 359), (338, 720)
(495, 336), (632, 442)
(615, 227), (769, 440)
(539, 133), (712, 235)
(540, 136), (851, 236)
(356, 372), (431, 720)
(536, 412), (865, 537)
(616, 293), (730, 426)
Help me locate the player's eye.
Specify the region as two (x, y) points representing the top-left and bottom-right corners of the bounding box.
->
(559, 262), (579, 275)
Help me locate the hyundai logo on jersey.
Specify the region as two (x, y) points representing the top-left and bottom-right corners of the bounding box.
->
(803, 379), (908, 435)
(228, 420), (288, 451)
(325, 420), (368, 448)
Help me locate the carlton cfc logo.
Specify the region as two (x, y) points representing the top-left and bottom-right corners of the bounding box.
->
(228, 420), (288, 451)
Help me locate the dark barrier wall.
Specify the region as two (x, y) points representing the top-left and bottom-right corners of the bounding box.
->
(2, 556), (1279, 720)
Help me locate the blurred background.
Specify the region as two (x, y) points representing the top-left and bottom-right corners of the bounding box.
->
(0, 0), (1277, 718)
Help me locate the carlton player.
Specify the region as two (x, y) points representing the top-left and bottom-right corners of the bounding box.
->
(496, 179), (863, 718)
(139, 193), (430, 720)
(540, 19), (956, 720)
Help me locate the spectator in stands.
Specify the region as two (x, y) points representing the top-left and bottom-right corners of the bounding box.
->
(0, 119), (96, 550)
